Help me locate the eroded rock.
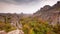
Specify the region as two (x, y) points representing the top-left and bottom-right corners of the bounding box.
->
(0, 30), (7, 34)
(7, 29), (24, 34)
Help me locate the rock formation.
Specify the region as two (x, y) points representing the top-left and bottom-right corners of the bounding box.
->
(7, 29), (24, 34)
(0, 30), (7, 34)
(34, 1), (60, 25)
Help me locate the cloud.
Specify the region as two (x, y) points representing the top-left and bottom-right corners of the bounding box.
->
(0, 0), (60, 14)
(0, 0), (41, 5)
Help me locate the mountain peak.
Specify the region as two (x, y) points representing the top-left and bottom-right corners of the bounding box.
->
(53, 1), (60, 7)
(57, 1), (60, 4)
(41, 5), (51, 11)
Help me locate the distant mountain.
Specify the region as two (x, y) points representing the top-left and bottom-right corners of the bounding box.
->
(33, 1), (60, 25)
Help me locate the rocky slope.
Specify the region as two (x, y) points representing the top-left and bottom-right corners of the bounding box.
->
(0, 13), (32, 28)
(34, 1), (60, 25)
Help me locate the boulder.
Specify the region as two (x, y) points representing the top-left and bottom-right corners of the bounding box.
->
(0, 30), (7, 34)
(7, 29), (24, 34)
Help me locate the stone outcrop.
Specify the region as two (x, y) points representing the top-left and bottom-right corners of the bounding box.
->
(0, 29), (24, 34)
(0, 30), (7, 34)
(7, 29), (24, 34)
(0, 13), (31, 29)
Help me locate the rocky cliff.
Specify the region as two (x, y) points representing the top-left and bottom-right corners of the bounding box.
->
(34, 1), (60, 25)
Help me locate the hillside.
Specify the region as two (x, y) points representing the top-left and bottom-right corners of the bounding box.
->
(34, 1), (60, 25)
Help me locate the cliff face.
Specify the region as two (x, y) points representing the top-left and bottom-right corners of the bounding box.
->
(34, 1), (60, 25)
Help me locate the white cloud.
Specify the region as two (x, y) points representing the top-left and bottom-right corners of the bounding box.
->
(0, 0), (60, 14)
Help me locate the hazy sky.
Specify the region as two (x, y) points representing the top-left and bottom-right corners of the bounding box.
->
(0, 0), (60, 14)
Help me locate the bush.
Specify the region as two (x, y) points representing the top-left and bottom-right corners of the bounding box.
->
(0, 22), (16, 32)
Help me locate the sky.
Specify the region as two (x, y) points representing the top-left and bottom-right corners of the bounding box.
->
(0, 0), (60, 14)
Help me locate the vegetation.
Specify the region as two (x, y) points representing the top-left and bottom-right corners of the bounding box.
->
(0, 16), (60, 34)
(0, 21), (16, 32)
(20, 17), (60, 34)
